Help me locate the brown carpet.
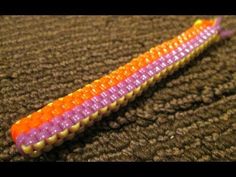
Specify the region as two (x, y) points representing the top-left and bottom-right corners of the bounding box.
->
(0, 16), (236, 162)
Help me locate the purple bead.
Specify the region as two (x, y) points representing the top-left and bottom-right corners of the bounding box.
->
(184, 47), (191, 54)
(81, 107), (93, 117)
(126, 83), (136, 91)
(132, 72), (142, 79)
(160, 61), (168, 68)
(100, 97), (112, 106)
(198, 38), (204, 44)
(133, 78), (143, 87)
(177, 46), (183, 52)
(49, 125), (62, 136)
(193, 42), (199, 48)
(27, 128), (38, 136)
(166, 58), (174, 65)
(205, 31), (212, 37)
(188, 44), (194, 50)
(164, 53), (170, 59)
(16, 134), (26, 148)
(140, 74), (148, 81)
(117, 81), (127, 89)
(73, 105), (84, 114)
(201, 34), (208, 40)
(92, 102), (103, 110)
(171, 49), (178, 56)
(83, 100), (94, 108)
(63, 111), (74, 119)
(139, 68), (146, 75)
(109, 85), (119, 94)
(182, 43), (187, 49)
(36, 129), (50, 141)
(51, 116), (64, 126)
(100, 91), (110, 98)
(146, 63), (154, 70)
(147, 69), (155, 77)
(24, 129), (39, 145)
(174, 55), (180, 61)
(15, 134), (26, 154)
(59, 119), (73, 130)
(24, 136), (38, 146)
(40, 122), (52, 131)
(110, 93), (120, 102)
(70, 113), (84, 124)
(118, 87), (128, 96)
(153, 64), (161, 73)
(179, 51), (186, 58)
(126, 77), (135, 84)
(91, 95), (103, 103)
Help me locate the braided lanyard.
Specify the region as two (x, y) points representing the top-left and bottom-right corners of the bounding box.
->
(11, 17), (234, 157)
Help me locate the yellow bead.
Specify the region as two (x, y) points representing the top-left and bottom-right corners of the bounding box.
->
(125, 91), (134, 100)
(21, 145), (33, 154)
(109, 102), (117, 111)
(117, 96), (125, 104)
(194, 19), (202, 26)
(58, 129), (69, 139)
(148, 77), (155, 87)
(33, 140), (45, 151)
(100, 106), (108, 114)
(81, 117), (90, 125)
(141, 81), (148, 91)
(90, 111), (99, 120)
(69, 123), (80, 133)
(46, 135), (57, 145)
(133, 86), (141, 96)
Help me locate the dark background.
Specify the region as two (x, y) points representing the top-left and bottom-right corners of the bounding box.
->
(0, 16), (236, 161)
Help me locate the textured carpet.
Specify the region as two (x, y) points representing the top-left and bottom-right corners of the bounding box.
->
(0, 16), (236, 162)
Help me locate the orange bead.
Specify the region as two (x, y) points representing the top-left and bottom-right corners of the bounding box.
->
(72, 97), (84, 105)
(99, 77), (111, 90)
(74, 90), (84, 100)
(144, 52), (152, 60)
(51, 106), (64, 116)
(130, 58), (140, 67)
(84, 85), (93, 94)
(138, 56), (148, 67)
(41, 112), (53, 122)
(63, 96), (75, 109)
(108, 76), (119, 86)
(116, 72), (126, 81)
(11, 124), (20, 141)
(126, 62), (137, 73)
(31, 111), (42, 120)
(53, 99), (64, 108)
(91, 84), (102, 95)
(155, 46), (163, 57)
(149, 48), (158, 60)
(15, 124), (29, 137)
(42, 105), (53, 114)
(19, 117), (30, 125)
(28, 116), (42, 128)
(81, 91), (93, 101)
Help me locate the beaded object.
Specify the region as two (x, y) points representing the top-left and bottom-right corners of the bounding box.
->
(11, 17), (234, 157)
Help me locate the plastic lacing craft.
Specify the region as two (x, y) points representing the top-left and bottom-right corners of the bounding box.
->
(10, 17), (234, 158)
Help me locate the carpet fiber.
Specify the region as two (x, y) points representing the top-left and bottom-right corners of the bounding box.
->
(0, 16), (236, 161)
